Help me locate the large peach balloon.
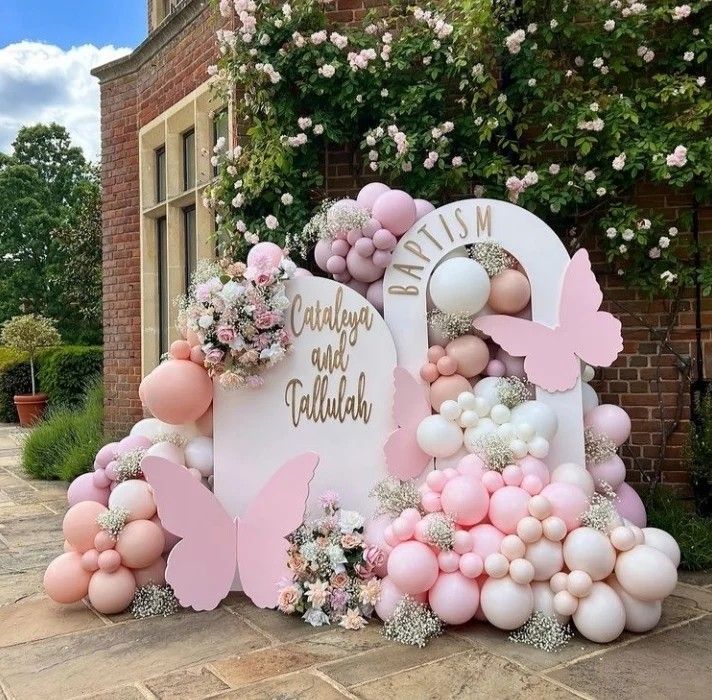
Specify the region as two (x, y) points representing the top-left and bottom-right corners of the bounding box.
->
(44, 552), (92, 603)
(572, 582), (625, 643)
(608, 575), (662, 633)
(63, 501), (108, 553)
(88, 567), (137, 614)
(488, 269), (531, 314)
(115, 520), (165, 569)
(563, 527), (616, 581)
(143, 359), (213, 425)
(445, 335), (490, 379)
(525, 538), (564, 581)
(614, 544), (677, 601)
(430, 374), (472, 411)
(480, 575), (533, 630)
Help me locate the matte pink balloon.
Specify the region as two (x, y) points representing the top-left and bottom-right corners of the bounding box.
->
(540, 482), (589, 531)
(482, 470), (505, 493)
(518, 456), (551, 487)
(326, 255), (346, 274)
(354, 237), (375, 257)
(88, 567), (137, 615)
(414, 198), (435, 219)
(345, 246), (383, 283)
(116, 434), (152, 455)
(387, 540), (440, 594)
(357, 182), (390, 212)
(445, 335), (490, 379)
(109, 480), (157, 521)
(485, 359), (506, 377)
(615, 482), (647, 528)
(480, 575), (534, 630)
(95, 443), (119, 469)
(438, 550), (461, 573)
(488, 269), (531, 314)
(453, 530), (474, 554)
(346, 228), (363, 246)
(584, 404), (632, 446)
(133, 557), (167, 587)
(421, 492), (442, 513)
(375, 576), (425, 620)
(68, 472), (109, 507)
(373, 229), (397, 250)
(366, 280), (384, 312)
(469, 523), (506, 560)
(429, 374), (472, 411)
(314, 238), (333, 270)
(436, 356), (457, 376)
(190, 345), (206, 365)
(347, 279), (369, 297)
(170, 340), (191, 360)
(81, 549), (100, 573)
(44, 552), (92, 604)
(362, 217), (381, 237)
(441, 475), (489, 526)
(372, 250), (393, 269)
(429, 572), (480, 624)
(459, 552), (484, 578)
(331, 240), (350, 258)
(332, 271), (352, 283)
(488, 486), (531, 534)
(143, 360), (213, 425)
(588, 455), (626, 491)
(521, 475), (543, 495)
(94, 530), (115, 553)
(457, 454), (486, 479)
(98, 549), (122, 573)
(115, 519), (165, 569)
(63, 501), (107, 553)
(372, 190), (416, 236)
(246, 241), (283, 268)
(195, 404), (214, 437)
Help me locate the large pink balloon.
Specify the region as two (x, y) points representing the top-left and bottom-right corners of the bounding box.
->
(584, 404), (631, 446)
(357, 182), (390, 212)
(488, 486), (530, 534)
(67, 472), (109, 507)
(469, 524), (505, 560)
(88, 567), (137, 614)
(588, 455), (626, 491)
(430, 374), (472, 411)
(143, 360), (213, 425)
(44, 552), (92, 604)
(63, 501), (107, 553)
(247, 241), (284, 269)
(115, 519), (165, 569)
(615, 482), (647, 528)
(314, 239), (333, 271)
(540, 482), (589, 532)
(428, 572), (480, 624)
(387, 540), (439, 594)
(414, 199), (435, 220)
(372, 190), (416, 236)
(441, 475), (489, 526)
(375, 576), (425, 620)
(366, 280), (384, 312)
(445, 336), (489, 379)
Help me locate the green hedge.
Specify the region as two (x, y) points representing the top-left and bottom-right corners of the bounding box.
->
(0, 345), (102, 423)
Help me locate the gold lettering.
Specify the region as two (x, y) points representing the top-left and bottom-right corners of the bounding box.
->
(454, 207), (469, 239)
(403, 240), (431, 263)
(392, 263), (424, 281)
(439, 213), (455, 242)
(476, 205), (492, 237)
(387, 284), (420, 296)
(418, 225), (443, 250)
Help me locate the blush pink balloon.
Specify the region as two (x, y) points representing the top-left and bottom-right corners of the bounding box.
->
(44, 552), (92, 604)
(170, 340), (191, 360)
(115, 520), (165, 569)
(314, 238), (333, 271)
(429, 374), (472, 411)
(95, 443), (119, 469)
(441, 475), (489, 526)
(588, 455), (626, 491)
(375, 576), (425, 620)
(459, 552), (484, 578)
(366, 280), (383, 312)
(488, 486), (531, 534)
(615, 482), (647, 528)
(109, 480), (157, 521)
(584, 404), (632, 446)
(414, 199), (435, 220)
(445, 335), (490, 378)
(428, 572), (480, 624)
(151, 515), (181, 555)
(345, 247), (383, 283)
(133, 557), (167, 587)
(81, 549), (100, 573)
(357, 182), (390, 212)
(469, 523), (506, 560)
(372, 190), (417, 236)
(68, 472), (109, 507)
(98, 549), (122, 573)
(518, 456), (551, 487)
(190, 345), (206, 365)
(63, 501), (107, 553)
(540, 482), (589, 531)
(246, 241), (283, 269)
(482, 470), (505, 493)
(94, 530), (115, 553)
(485, 359), (506, 377)
(347, 279), (369, 296)
(453, 530), (474, 554)
(143, 360), (213, 425)
(438, 550), (461, 573)
(88, 567), (137, 615)
(116, 434), (152, 455)
(387, 540), (440, 594)
(488, 269), (531, 315)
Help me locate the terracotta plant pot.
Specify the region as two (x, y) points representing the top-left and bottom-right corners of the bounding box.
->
(14, 393), (48, 427)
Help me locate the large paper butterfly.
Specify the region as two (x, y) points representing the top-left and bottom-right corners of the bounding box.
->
(142, 452), (319, 611)
(474, 249), (623, 392)
(383, 367), (432, 479)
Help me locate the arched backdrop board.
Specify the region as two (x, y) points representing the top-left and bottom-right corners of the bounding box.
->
(383, 198), (586, 468)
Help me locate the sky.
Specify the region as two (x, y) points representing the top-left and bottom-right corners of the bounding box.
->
(0, 1), (147, 162)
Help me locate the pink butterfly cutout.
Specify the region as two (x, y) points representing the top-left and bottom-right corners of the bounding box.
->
(142, 452), (319, 611)
(384, 367), (432, 479)
(473, 248), (623, 392)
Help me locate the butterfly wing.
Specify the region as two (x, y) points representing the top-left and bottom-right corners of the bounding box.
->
(142, 456), (237, 611)
(384, 367), (432, 479)
(236, 452), (319, 608)
(474, 314), (580, 392)
(559, 249), (623, 367)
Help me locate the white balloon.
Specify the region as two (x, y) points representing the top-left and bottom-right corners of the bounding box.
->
(416, 415), (464, 458)
(184, 436), (214, 477)
(473, 377), (501, 408)
(527, 436), (550, 459)
(614, 544), (678, 601)
(439, 400), (462, 422)
(429, 257), (491, 315)
(458, 410), (479, 428)
(510, 438), (528, 459)
(131, 418), (199, 441)
(511, 401), (558, 440)
(581, 382), (599, 413)
(495, 422), (516, 440)
(531, 581), (570, 625)
(642, 527), (681, 567)
(563, 527), (616, 581)
(490, 404), (511, 425)
(515, 421), (535, 442)
(572, 582), (626, 643)
(464, 420), (495, 450)
(582, 364), (595, 383)
(457, 391), (477, 411)
(145, 441), (185, 466)
(551, 463), (595, 498)
(525, 538), (564, 581)
(608, 575), (662, 633)
(480, 576), (534, 630)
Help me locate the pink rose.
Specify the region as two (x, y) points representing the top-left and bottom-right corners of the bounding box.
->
(255, 311), (278, 329)
(363, 545), (386, 570)
(354, 562), (374, 580)
(216, 325), (236, 344)
(204, 348), (225, 364)
(277, 585), (300, 614)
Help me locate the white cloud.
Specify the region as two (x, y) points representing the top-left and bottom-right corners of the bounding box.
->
(0, 41), (131, 162)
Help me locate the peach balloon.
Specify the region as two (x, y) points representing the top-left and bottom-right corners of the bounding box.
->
(115, 520), (165, 569)
(133, 557), (167, 587)
(186, 329), (201, 347)
(143, 359), (213, 425)
(63, 501), (107, 553)
(488, 269), (531, 314)
(480, 576), (534, 630)
(152, 515), (181, 555)
(81, 549), (100, 573)
(445, 335), (490, 378)
(44, 552), (92, 604)
(109, 480), (157, 521)
(98, 549), (122, 573)
(88, 567), (137, 615)
(540, 482), (589, 531)
(190, 346), (206, 365)
(170, 340), (191, 360)
(430, 374), (472, 411)
(94, 530), (116, 552)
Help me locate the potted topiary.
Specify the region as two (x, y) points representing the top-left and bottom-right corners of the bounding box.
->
(0, 314), (61, 426)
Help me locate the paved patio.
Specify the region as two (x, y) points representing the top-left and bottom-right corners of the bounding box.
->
(0, 424), (711, 700)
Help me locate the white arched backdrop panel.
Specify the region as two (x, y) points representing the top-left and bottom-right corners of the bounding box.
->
(383, 198), (585, 468)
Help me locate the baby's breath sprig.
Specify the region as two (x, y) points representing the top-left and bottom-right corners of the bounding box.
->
(114, 448), (146, 482)
(584, 427), (617, 466)
(151, 432), (189, 448)
(471, 434), (514, 472)
(97, 507), (130, 539)
(496, 377), (532, 409)
(286, 199), (336, 258)
(580, 486), (619, 532)
(131, 585), (179, 619)
(383, 597), (444, 647)
(370, 478), (422, 517)
(424, 513), (455, 550)
(509, 611), (573, 652)
(470, 240), (515, 277)
(427, 310), (474, 341)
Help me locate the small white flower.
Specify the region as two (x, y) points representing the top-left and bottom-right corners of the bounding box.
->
(319, 63), (336, 78)
(597, 187), (606, 196)
(659, 236), (670, 249)
(265, 215), (279, 230)
(381, 89), (389, 97)
(550, 19), (558, 29)
(548, 163), (560, 175)
(528, 78), (537, 87)
(280, 193), (293, 206)
(683, 51), (694, 62)
(604, 19), (615, 31)
(622, 229), (634, 241)
(649, 247), (661, 259)
(339, 510), (364, 533)
(619, 244), (628, 253)
(697, 77), (706, 86)
(669, 227), (678, 236)
(451, 156), (463, 167)
(584, 170), (596, 181)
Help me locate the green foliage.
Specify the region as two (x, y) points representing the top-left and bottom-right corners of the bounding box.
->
(646, 487), (712, 571)
(38, 346), (103, 409)
(0, 358), (33, 423)
(21, 382), (104, 482)
(687, 393), (712, 516)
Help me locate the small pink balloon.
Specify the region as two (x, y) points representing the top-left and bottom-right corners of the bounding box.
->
(105, 461), (118, 481)
(469, 523), (506, 560)
(81, 549), (100, 573)
(383, 525), (400, 548)
(375, 576), (425, 620)
(429, 374), (472, 411)
(429, 572), (480, 624)
(246, 241), (283, 268)
(485, 359), (506, 377)
(143, 360), (213, 425)
(115, 519), (165, 569)
(540, 482), (589, 531)
(93, 469), (111, 489)
(332, 271), (352, 283)
(354, 237), (375, 258)
(190, 345), (206, 365)
(482, 470), (505, 493)
(521, 475), (543, 495)
(501, 534), (526, 561)
(387, 541), (440, 594)
(488, 486), (531, 535)
(346, 246), (383, 283)
(420, 362), (439, 383)
(357, 182), (391, 212)
(502, 465), (523, 487)
(109, 480), (157, 521)
(170, 340), (191, 360)
(133, 557), (167, 587)
(459, 552), (484, 578)
(95, 443), (119, 469)
(373, 229), (397, 250)
(401, 508), (422, 525)
(496, 347), (526, 379)
(372, 189), (416, 236)
(615, 482), (647, 528)
(584, 404), (632, 446)
(372, 250), (393, 269)
(426, 470), (448, 492)
(94, 530), (116, 553)
(314, 238), (333, 270)
(326, 255), (347, 274)
(441, 475), (489, 526)
(518, 456), (551, 487)
(488, 269), (531, 314)
(436, 356), (457, 376)
(366, 280), (383, 312)
(362, 217), (381, 237)
(421, 491), (442, 513)
(63, 501), (108, 553)
(68, 472), (109, 507)
(438, 550), (461, 573)
(346, 229), (363, 245)
(541, 516), (567, 542)
(392, 517), (415, 541)
(427, 345), (447, 362)
(453, 530), (474, 554)
(445, 336), (490, 379)
(44, 552), (92, 604)
(88, 567), (137, 615)
(588, 455), (626, 491)
(329, 240), (348, 258)
(414, 198), (435, 220)
(98, 549), (122, 573)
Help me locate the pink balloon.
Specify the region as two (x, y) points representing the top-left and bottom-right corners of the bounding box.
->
(521, 475), (543, 495)
(44, 552), (92, 604)
(109, 480), (157, 521)
(485, 359), (506, 377)
(195, 404), (214, 437)
(457, 454), (486, 479)
(331, 239), (349, 257)
(357, 182), (391, 212)
(246, 241), (283, 269)
(366, 280), (383, 312)
(429, 572), (480, 624)
(354, 237), (375, 258)
(488, 486), (531, 534)
(482, 470), (505, 493)
(540, 482), (589, 531)
(314, 239), (333, 271)
(81, 549), (100, 573)
(387, 540), (440, 594)
(115, 520), (165, 569)
(373, 229), (397, 251)
(170, 340), (191, 360)
(615, 482), (647, 528)
(453, 530), (474, 554)
(88, 567), (136, 615)
(375, 576), (425, 620)
(133, 557), (167, 587)
(116, 434), (152, 455)
(63, 501), (107, 553)
(584, 404), (631, 446)
(518, 456), (551, 486)
(488, 270), (531, 315)
(143, 360), (213, 425)
(441, 475), (489, 526)
(190, 346), (206, 365)
(372, 190), (417, 236)
(346, 228), (363, 246)
(372, 250), (393, 269)
(150, 514), (181, 555)
(438, 550), (460, 573)
(326, 255), (347, 274)
(469, 523), (506, 560)
(345, 247), (382, 283)
(94, 530), (115, 553)
(362, 217), (381, 237)
(429, 374), (472, 411)
(459, 552), (484, 578)
(95, 442), (118, 469)
(68, 472), (109, 507)
(98, 549), (122, 573)
(588, 455), (626, 491)
(496, 347), (526, 379)
(347, 279), (369, 297)
(414, 199), (435, 220)
(445, 335), (490, 378)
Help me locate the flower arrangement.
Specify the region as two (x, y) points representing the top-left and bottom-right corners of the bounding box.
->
(277, 492), (383, 629)
(181, 243), (296, 389)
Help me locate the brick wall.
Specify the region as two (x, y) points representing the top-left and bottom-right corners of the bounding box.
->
(96, 0), (711, 491)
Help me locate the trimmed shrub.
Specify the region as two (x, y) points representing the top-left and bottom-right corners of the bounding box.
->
(38, 346), (103, 408)
(0, 353), (32, 423)
(21, 382), (104, 481)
